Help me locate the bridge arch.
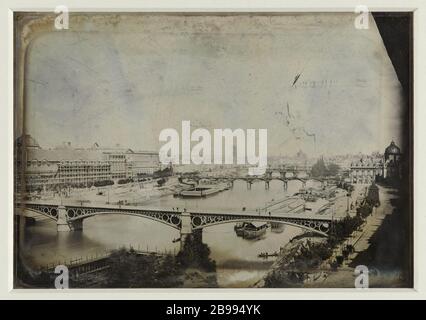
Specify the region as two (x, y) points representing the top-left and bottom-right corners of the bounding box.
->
(266, 169), (286, 176)
(16, 205), (59, 221)
(286, 177), (307, 184)
(65, 209), (182, 230)
(231, 177), (262, 182)
(15, 204), (182, 230)
(190, 216), (329, 236)
(267, 177), (287, 182)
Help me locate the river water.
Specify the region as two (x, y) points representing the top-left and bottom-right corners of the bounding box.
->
(22, 179), (321, 287)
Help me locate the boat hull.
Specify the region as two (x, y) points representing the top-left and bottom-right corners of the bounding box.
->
(234, 222), (247, 237)
(179, 186), (221, 198)
(243, 225), (267, 239)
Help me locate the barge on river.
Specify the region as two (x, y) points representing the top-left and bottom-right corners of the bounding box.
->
(176, 183), (230, 198)
(234, 222), (268, 239)
(178, 186), (221, 198)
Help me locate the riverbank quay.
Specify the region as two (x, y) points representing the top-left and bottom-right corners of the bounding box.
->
(258, 184), (402, 288)
(26, 177), (186, 207)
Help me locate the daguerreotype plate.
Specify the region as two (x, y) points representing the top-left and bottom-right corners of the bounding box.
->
(12, 8), (414, 291)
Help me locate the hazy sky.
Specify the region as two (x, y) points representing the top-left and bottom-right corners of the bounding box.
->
(22, 13), (403, 156)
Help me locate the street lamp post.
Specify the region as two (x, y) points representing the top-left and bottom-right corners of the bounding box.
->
(346, 191), (351, 217)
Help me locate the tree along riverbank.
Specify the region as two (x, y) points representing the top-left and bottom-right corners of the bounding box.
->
(97, 241), (218, 288)
(256, 215), (364, 287)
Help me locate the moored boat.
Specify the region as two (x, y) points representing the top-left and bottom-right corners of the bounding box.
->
(178, 185), (221, 198)
(234, 222), (248, 237)
(258, 251), (279, 258)
(242, 222), (268, 239)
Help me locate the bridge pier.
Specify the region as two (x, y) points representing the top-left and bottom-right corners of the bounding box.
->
(180, 210), (192, 250)
(179, 209), (205, 251)
(283, 181), (288, 190)
(57, 205), (83, 232)
(265, 181), (270, 189)
(57, 206), (70, 232)
(247, 181), (252, 190)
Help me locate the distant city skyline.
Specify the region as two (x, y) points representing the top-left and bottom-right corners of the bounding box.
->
(21, 132), (391, 161)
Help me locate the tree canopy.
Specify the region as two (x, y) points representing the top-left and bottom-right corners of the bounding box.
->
(311, 158), (340, 177)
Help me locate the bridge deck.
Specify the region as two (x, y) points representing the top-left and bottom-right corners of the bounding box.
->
(16, 200), (333, 221)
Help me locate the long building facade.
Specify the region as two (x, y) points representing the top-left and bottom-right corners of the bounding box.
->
(349, 157), (384, 184)
(14, 135), (160, 192)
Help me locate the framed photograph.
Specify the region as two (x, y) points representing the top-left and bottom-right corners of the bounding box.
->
(2, 0), (425, 301)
